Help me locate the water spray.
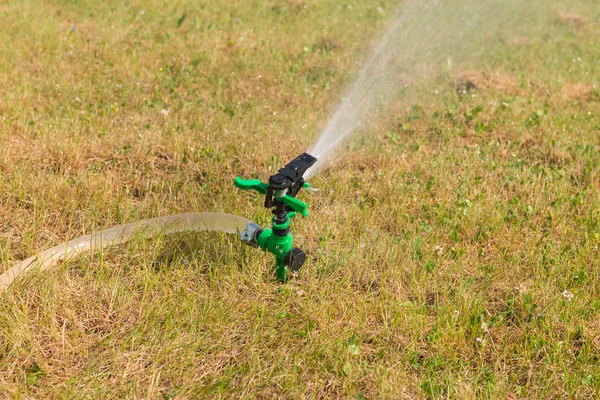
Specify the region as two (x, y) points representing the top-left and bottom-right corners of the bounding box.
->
(234, 152), (317, 282)
(306, 0), (546, 178)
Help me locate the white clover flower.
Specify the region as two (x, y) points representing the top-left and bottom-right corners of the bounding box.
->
(516, 284), (527, 295)
(481, 321), (488, 333)
(562, 290), (574, 301)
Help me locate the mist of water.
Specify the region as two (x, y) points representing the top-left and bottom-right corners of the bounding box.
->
(306, 0), (548, 178)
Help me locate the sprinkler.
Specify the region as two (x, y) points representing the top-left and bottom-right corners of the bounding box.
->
(234, 152), (317, 282)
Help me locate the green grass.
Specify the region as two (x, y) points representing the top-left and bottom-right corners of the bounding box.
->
(1, 0), (599, 398)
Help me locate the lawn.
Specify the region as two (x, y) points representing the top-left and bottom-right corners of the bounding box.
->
(1, 0), (599, 398)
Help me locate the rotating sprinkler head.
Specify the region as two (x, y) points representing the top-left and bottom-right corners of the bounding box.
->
(234, 152), (317, 282)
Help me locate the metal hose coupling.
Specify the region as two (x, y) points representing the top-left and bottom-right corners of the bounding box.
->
(240, 223), (263, 248)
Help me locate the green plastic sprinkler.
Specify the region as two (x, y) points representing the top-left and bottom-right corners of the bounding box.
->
(234, 153), (317, 282)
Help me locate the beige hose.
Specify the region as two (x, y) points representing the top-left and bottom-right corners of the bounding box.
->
(0, 212), (253, 292)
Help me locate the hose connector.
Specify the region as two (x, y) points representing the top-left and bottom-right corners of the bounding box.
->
(240, 223), (263, 248)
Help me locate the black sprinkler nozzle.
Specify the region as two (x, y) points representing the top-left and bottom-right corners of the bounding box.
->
(276, 152), (317, 198)
(264, 152), (317, 210)
(278, 152), (317, 184)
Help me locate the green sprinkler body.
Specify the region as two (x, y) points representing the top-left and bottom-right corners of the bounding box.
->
(234, 153), (317, 282)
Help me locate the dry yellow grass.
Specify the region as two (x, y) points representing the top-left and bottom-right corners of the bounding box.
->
(1, 0), (599, 398)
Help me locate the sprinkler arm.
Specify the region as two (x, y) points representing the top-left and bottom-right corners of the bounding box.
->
(234, 177), (310, 217)
(233, 178), (267, 195)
